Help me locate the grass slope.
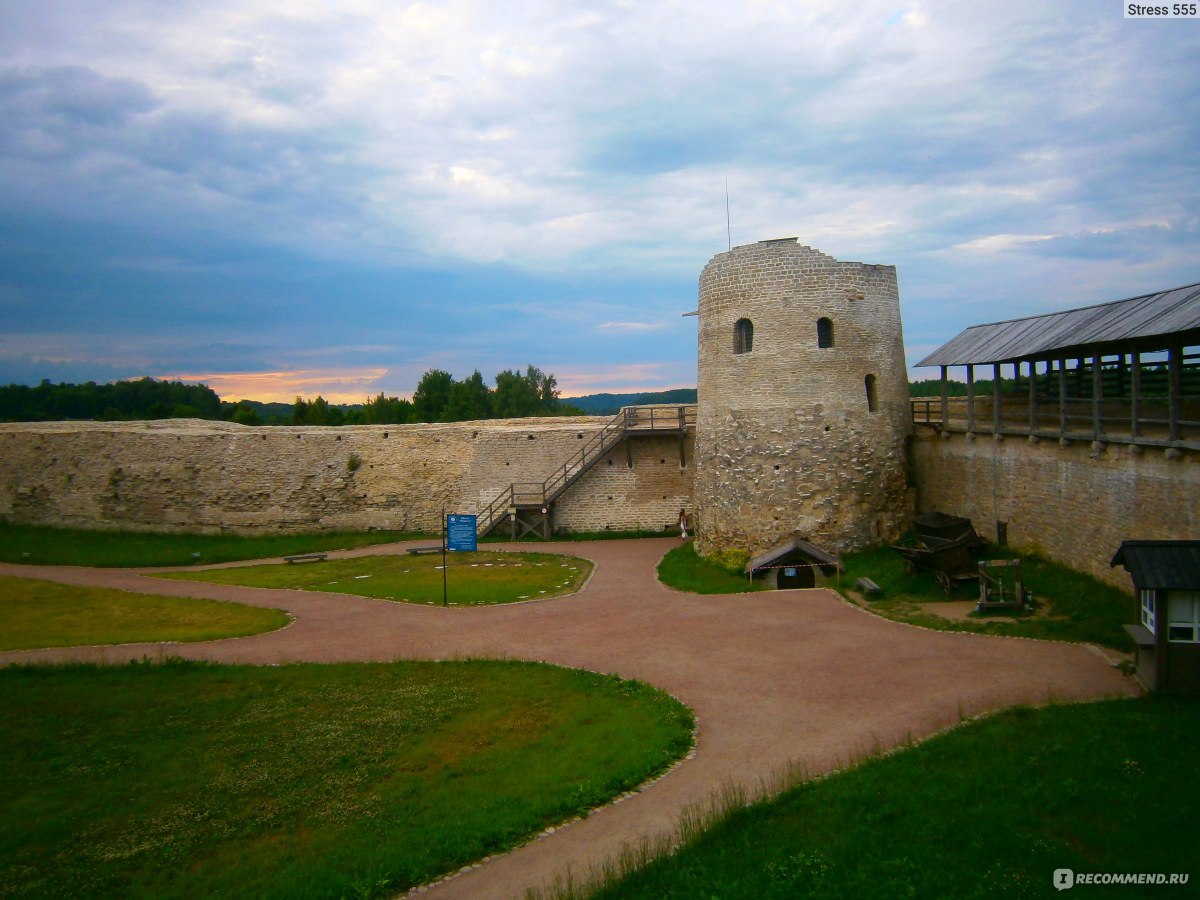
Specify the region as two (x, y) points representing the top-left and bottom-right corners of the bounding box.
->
(841, 545), (1135, 650)
(0, 522), (426, 568)
(0, 660), (694, 899)
(656, 542), (766, 594)
(0, 576), (290, 650)
(158, 550), (592, 605)
(594, 697), (1197, 899)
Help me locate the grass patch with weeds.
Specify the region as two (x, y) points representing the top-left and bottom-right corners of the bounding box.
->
(656, 542), (766, 594)
(839, 545), (1135, 650)
(0, 659), (694, 899)
(0, 576), (290, 650)
(585, 697), (1197, 899)
(158, 550), (592, 606)
(0, 522), (428, 568)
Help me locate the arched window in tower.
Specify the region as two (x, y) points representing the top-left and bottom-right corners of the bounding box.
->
(817, 317), (834, 349)
(865, 374), (878, 412)
(733, 318), (754, 354)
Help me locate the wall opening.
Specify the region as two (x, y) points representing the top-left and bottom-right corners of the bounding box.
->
(734, 318), (754, 354)
(865, 373), (878, 412)
(817, 317), (834, 349)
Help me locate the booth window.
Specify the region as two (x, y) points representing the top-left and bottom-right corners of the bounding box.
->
(817, 317), (834, 348)
(734, 318), (754, 354)
(1141, 589), (1157, 633)
(865, 374), (878, 412)
(1168, 591), (1200, 642)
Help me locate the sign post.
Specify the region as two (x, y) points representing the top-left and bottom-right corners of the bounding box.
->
(442, 513), (478, 607)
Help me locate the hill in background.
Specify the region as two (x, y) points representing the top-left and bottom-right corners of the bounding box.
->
(564, 388), (698, 416)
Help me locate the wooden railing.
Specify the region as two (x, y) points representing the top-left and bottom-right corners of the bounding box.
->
(475, 404), (697, 536)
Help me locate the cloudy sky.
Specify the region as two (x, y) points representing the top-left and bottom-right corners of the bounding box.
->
(2, 1), (1197, 402)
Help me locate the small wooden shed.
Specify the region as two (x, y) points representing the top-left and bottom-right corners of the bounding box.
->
(1112, 540), (1200, 695)
(746, 537), (842, 589)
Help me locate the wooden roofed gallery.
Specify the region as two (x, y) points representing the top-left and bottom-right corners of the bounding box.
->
(912, 282), (1200, 453)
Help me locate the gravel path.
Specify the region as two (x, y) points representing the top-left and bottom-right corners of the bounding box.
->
(0, 538), (1139, 898)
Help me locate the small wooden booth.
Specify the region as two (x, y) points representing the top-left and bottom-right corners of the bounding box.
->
(746, 537), (842, 589)
(1112, 540), (1200, 695)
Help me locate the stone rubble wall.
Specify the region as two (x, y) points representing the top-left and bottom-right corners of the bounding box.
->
(910, 429), (1199, 589)
(694, 240), (913, 556)
(0, 416), (694, 536)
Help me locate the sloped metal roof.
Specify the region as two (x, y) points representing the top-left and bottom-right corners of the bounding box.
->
(1111, 541), (1200, 590)
(917, 282), (1200, 367)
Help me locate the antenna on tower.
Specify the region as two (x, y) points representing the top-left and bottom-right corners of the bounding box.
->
(725, 178), (731, 251)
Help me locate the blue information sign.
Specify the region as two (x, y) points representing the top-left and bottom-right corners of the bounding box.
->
(446, 514), (478, 552)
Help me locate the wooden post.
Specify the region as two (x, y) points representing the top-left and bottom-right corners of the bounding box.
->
(1058, 358), (1068, 436)
(1168, 340), (1182, 441)
(966, 365), (976, 433)
(1092, 354), (1103, 439)
(940, 365), (949, 427)
(1028, 360), (1038, 433)
(993, 363), (1002, 434)
(1131, 351), (1142, 439)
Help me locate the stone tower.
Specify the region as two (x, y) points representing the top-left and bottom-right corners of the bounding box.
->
(694, 239), (912, 557)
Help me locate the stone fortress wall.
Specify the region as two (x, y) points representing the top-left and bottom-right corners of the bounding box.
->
(911, 430), (1199, 589)
(0, 416), (695, 537)
(692, 240), (913, 556)
(1, 236), (1193, 590)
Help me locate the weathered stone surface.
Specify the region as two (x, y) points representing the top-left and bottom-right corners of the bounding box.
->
(693, 240), (913, 556)
(911, 429), (1199, 589)
(0, 417), (694, 536)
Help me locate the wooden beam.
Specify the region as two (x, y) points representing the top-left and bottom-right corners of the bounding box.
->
(1169, 340), (1182, 441)
(1131, 351), (1142, 439)
(966, 365), (976, 432)
(1058, 358), (1068, 436)
(1092, 354), (1103, 439)
(940, 365), (949, 427)
(1028, 360), (1038, 432)
(993, 362), (1002, 434)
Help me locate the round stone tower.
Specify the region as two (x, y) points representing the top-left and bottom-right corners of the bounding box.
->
(694, 239), (912, 557)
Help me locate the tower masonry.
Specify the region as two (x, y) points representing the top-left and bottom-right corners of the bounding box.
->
(694, 239), (913, 557)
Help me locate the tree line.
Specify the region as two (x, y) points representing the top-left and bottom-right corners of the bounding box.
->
(0, 367), (583, 426)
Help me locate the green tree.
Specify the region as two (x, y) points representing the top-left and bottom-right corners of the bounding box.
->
(362, 392), (414, 424)
(443, 370), (492, 421)
(412, 369), (454, 423)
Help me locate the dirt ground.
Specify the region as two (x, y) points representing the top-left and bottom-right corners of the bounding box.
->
(0, 538), (1140, 899)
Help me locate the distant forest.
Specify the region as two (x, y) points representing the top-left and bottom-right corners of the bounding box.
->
(9, 374), (1127, 425)
(0, 367), (582, 426)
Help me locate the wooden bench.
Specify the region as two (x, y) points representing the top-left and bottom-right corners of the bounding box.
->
(284, 552), (328, 564)
(406, 546), (443, 555)
(855, 577), (883, 596)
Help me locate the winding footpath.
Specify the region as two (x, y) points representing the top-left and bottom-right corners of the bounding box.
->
(1, 538), (1139, 898)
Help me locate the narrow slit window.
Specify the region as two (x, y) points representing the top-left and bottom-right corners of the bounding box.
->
(865, 374), (878, 412)
(734, 318), (754, 354)
(817, 317), (834, 348)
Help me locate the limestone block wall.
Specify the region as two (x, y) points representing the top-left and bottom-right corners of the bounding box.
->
(554, 435), (695, 533)
(910, 430), (1199, 589)
(694, 240), (913, 556)
(0, 416), (686, 536)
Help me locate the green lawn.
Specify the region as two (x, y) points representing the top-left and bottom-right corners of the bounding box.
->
(588, 697), (1198, 899)
(0, 660), (694, 899)
(158, 550), (593, 606)
(656, 542), (767, 594)
(0, 576), (290, 650)
(0, 522), (426, 568)
(840, 545), (1136, 650)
